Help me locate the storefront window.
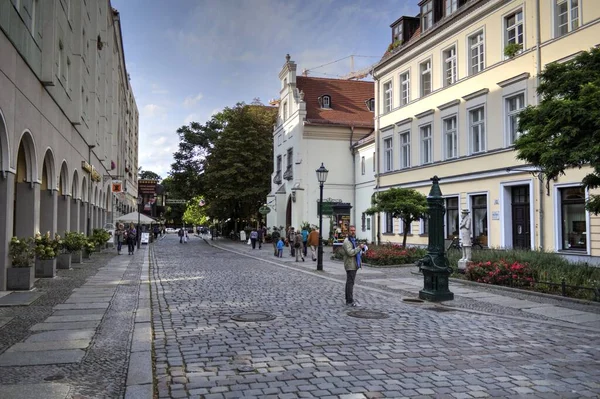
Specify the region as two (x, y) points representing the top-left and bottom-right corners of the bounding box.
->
(384, 213), (393, 233)
(561, 187), (586, 250)
(471, 195), (488, 246)
(445, 197), (459, 237)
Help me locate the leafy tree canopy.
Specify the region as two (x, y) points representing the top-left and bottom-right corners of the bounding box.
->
(515, 47), (600, 214)
(365, 188), (428, 247)
(138, 170), (162, 180)
(182, 196), (209, 226)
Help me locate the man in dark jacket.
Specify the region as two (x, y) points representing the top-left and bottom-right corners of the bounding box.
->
(271, 227), (280, 256)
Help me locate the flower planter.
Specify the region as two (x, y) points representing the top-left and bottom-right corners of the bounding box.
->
(6, 267), (35, 290)
(83, 248), (92, 259)
(35, 258), (56, 278)
(71, 250), (82, 263)
(57, 253), (72, 270)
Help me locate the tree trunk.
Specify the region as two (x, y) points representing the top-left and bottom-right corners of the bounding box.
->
(402, 218), (409, 247)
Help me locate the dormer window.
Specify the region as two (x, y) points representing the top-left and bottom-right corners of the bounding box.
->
(393, 23), (403, 42)
(318, 95), (331, 109)
(365, 98), (375, 112)
(445, 0), (458, 16)
(421, 1), (433, 32)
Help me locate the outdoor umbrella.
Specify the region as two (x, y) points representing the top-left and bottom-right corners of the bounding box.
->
(115, 211), (156, 224)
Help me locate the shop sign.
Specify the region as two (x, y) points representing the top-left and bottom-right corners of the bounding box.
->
(111, 180), (122, 193)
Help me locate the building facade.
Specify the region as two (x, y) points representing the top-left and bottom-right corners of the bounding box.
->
(266, 55), (375, 241)
(0, 0), (139, 289)
(373, 0), (600, 262)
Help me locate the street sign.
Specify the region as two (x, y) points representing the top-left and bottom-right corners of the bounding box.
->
(166, 199), (187, 204)
(259, 206), (271, 215)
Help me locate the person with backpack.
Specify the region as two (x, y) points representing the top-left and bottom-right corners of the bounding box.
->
(271, 227), (281, 256)
(294, 231), (305, 262)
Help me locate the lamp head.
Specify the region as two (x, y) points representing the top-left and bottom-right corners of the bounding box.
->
(316, 163), (329, 184)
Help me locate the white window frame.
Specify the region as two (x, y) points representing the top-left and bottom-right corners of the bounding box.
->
(361, 156), (365, 175)
(282, 101), (288, 121)
(420, 59), (432, 97)
(277, 134), (282, 146)
(468, 30), (485, 75)
(400, 71), (410, 105)
(383, 137), (393, 172)
(467, 191), (490, 246)
(505, 92), (525, 146)
(322, 95), (331, 109)
(384, 212), (394, 234)
(555, 0), (580, 38)
(445, 0), (457, 16)
(443, 115), (458, 160)
(443, 46), (457, 87)
(469, 106), (486, 154)
(399, 131), (411, 169)
(420, 124), (432, 165)
(383, 80), (393, 113)
(372, 151), (376, 172)
(421, 1), (433, 32)
(504, 8), (524, 50)
(553, 183), (590, 254)
(393, 23), (403, 42)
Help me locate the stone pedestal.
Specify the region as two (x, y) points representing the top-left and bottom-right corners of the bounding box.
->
(57, 253), (72, 269)
(458, 259), (468, 272)
(35, 258), (56, 278)
(71, 250), (82, 263)
(6, 267), (35, 290)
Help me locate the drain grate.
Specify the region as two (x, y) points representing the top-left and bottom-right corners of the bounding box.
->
(237, 365), (255, 372)
(44, 374), (65, 381)
(347, 310), (389, 319)
(402, 298), (425, 303)
(231, 312), (276, 322)
(425, 307), (454, 312)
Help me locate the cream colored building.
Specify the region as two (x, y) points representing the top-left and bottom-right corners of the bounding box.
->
(0, 0), (139, 289)
(373, 0), (600, 263)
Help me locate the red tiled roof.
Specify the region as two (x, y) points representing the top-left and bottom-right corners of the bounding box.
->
(296, 76), (374, 128)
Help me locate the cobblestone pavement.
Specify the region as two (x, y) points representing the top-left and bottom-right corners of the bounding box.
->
(151, 235), (600, 399)
(0, 249), (144, 398)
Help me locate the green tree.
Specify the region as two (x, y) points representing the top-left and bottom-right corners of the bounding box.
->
(365, 188), (428, 247)
(515, 47), (600, 214)
(202, 103), (276, 222)
(138, 170), (162, 180)
(182, 196), (209, 226)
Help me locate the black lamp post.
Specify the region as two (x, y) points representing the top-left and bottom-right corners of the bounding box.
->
(316, 163), (329, 271)
(137, 195), (142, 249)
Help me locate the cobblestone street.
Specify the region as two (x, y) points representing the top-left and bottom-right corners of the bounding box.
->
(151, 235), (600, 399)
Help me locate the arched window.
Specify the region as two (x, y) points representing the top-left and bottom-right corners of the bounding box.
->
(322, 95), (331, 108)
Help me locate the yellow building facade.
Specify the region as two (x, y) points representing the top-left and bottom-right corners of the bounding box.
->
(373, 0), (600, 262)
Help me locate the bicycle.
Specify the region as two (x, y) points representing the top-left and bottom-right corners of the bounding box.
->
(446, 236), (484, 252)
(228, 231), (240, 241)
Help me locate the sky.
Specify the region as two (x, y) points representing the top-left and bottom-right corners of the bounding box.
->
(111, 0), (418, 180)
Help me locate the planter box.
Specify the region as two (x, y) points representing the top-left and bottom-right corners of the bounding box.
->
(71, 250), (82, 263)
(82, 248), (92, 259)
(57, 253), (72, 270)
(35, 258), (56, 278)
(6, 267), (35, 290)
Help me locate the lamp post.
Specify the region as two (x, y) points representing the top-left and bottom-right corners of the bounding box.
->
(316, 163), (329, 271)
(137, 195), (142, 249)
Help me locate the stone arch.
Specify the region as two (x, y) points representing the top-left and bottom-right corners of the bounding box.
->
(93, 186), (98, 206)
(15, 130), (38, 183)
(71, 170), (80, 199)
(41, 148), (57, 191)
(70, 170), (80, 233)
(0, 107), (10, 172)
(56, 161), (70, 234)
(80, 176), (88, 234)
(81, 176), (88, 202)
(58, 161), (69, 195)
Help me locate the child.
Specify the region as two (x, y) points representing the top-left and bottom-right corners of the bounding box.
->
(277, 238), (284, 258)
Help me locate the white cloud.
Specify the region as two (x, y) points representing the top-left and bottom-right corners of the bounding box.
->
(151, 83), (169, 95)
(183, 93), (204, 108)
(141, 104), (167, 118)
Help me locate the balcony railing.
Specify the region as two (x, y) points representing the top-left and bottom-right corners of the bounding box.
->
(283, 166), (293, 181)
(273, 171), (282, 185)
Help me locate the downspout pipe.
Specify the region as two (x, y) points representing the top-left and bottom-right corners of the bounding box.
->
(535, 0), (544, 250)
(350, 126), (356, 228)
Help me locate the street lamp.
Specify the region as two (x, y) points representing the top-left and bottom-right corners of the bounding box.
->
(137, 195), (142, 249)
(316, 163), (329, 271)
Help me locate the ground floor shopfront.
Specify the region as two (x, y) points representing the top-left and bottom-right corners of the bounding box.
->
(376, 162), (600, 264)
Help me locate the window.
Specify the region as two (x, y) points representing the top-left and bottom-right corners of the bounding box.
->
(361, 213), (366, 232)
(277, 134), (282, 146)
(322, 95), (331, 109)
(66, 57), (71, 91)
(287, 148), (293, 168)
(367, 217), (371, 231)
(383, 137), (393, 172)
(445, 197), (459, 237)
(383, 80), (393, 113)
(506, 93), (525, 145)
(445, 0), (457, 16)
(443, 46), (457, 86)
(283, 77), (287, 88)
(443, 116), (458, 159)
(393, 23), (403, 42)
(556, 0), (580, 37)
(282, 101), (287, 121)
(469, 31), (485, 75)
(560, 186), (586, 250)
(420, 60), (432, 96)
(372, 152), (376, 172)
(420, 125), (432, 164)
(58, 41), (63, 81)
(361, 156), (365, 175)
(399, 132), (410, 169)
(421, 1), (433, 32)
(400, 72), (410, 105)
(421, 215), (429, 235)
(400, 220), (411, 235)
(16, 0), (37, 36)
(505, 10), (523, 48)
(471, 195), (488, 243)
(366, 98), (375, 111)
(276, 155), (282, 173)
(469, 107), (485, 154)
(384, 213), (393, 233)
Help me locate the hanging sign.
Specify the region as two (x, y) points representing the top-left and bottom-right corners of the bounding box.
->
(112, 180), (122, 193)
(259, 205), (271, 215)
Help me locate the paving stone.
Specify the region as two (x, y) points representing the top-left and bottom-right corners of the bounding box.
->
(0, 383), (70, 399)
(29, 320), (101, 330)
(0, 349), (85, 366)
(24, 329), (96, 342)
(44, 314), (104, 323)
(7, 339), (91, 352)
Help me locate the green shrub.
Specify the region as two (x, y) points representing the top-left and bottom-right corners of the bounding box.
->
(34, 232), (60, 259)
(332, 244), (427, 266)
(63, 232), (87, 253)
(9, 236), (35, 267)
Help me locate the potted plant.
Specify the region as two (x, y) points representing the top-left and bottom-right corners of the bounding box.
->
(64, 232), (86, 263)
(82, 237), (96, 259)
(7, 237), (35, 290)
(34, 232), (59, 278)
(504, 42), (523, 58)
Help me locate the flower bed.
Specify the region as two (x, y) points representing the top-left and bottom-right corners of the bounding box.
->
(333, 243), (426, 266)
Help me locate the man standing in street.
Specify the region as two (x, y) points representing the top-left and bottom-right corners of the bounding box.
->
(287, 227), (295, 257)
(271, 227), (280, 256)
(307, 228), (319, 261)
(178, 227), (184, 244)
(342, 225), (365, 307)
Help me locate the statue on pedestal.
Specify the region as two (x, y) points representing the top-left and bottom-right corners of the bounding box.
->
(459, 209), (472, 262)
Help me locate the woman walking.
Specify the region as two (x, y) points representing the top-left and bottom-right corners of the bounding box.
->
(294, 231), (305, 262)
(126, 223), (137, 255)
(115, 223), (124, 255)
